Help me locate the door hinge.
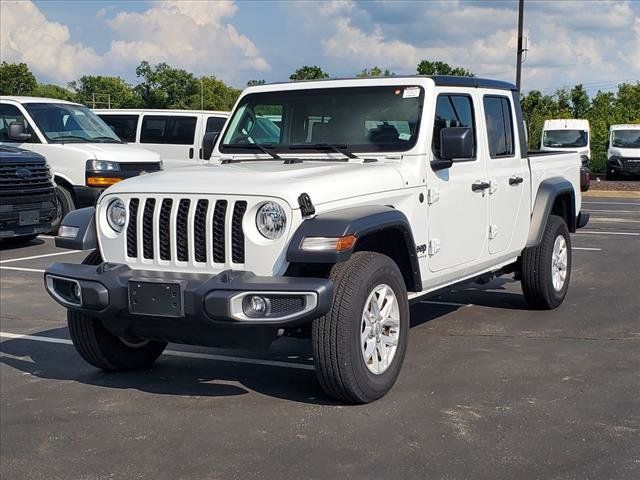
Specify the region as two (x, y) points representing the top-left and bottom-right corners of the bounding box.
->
(489, 225), (499, 239)
(426, 188), (440, 205)
(427, 239), (441, 255)
(489, 181), (498, 194)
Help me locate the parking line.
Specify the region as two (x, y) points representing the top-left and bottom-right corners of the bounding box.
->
(0, 250), (82, 264)
(583, 201), (640, 206)
(577, 231), (640, 236)
(0, 331), (315, 371)
(0, 266), (46, 273)
(585, 209), (639, 214)
(573, 247), (602, 251)
(420, 300), (470, 307)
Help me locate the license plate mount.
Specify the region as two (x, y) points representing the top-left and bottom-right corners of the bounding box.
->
(128, 279), (185, 317)
(19, 210), (40, 226)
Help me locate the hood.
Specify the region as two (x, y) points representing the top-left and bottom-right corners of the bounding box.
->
(104, 160), (406, 208)
(540, 145), (590, 157)
(609, 147), (640, 158)
(51, 142), (160, 162)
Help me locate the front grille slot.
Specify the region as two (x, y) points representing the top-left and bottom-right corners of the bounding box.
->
(0, 162), (54, 197)
(127, 199), (140, 258)
(231, 201), (247, 264)
(142, 198), (156, 259)
(212, 200), (227, 263)
(176, 199), (191, 262)
(193, 200), (209, 263)
(159, 199), (173, 260)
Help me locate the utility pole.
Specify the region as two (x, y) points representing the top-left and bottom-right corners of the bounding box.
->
(515, 0), (524, 91)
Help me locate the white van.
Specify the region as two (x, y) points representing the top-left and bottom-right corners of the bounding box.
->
(94, 109), (229, 170)
(607, 124), (640, 178)
(540, 119), (591, 160)
(0, 97), (162, 217)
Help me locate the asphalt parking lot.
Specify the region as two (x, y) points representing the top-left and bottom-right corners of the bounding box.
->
(1, 196), (639, 480)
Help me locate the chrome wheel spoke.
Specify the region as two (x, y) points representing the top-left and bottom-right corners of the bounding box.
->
(360, 283), (401, 375)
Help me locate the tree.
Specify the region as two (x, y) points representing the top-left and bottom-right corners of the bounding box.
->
(356, 66), (394, 78)
(289, 65), (329, 81)
(416, 60), (474, 77)
(188, 76), (241, 111)
(134, 61), (199, 109)
(69, 75), (139, 108)
(570, 84), (590, 118)
(247, 79), (266, 86)
(32, 84), (75, 101)
(0, 62), (37, 95)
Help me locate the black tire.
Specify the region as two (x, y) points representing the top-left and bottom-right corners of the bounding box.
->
(520, 215), (571, 309)
(67, 250), (167, 371)
(312, 251), (410, 403)
(56, 185), (75, 220)
(2, 234), (38, 246)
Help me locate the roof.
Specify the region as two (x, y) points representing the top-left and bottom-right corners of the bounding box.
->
(0, 95), (79, 105)
(93, 108), (230, 116)
(610, 123), (640, 130)
(259, 75), (517, 91)
(543, 119), (590, 129)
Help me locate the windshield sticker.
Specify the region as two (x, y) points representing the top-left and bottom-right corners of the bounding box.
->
(399, 132), (411, 140)
(403, 87), (420, 99)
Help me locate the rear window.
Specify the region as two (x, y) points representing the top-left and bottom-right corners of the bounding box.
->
(205, 116), (226, 134)
(140, 116), (197, 145)
(483, 96), (515, 157)
(98, 114), (139, 143)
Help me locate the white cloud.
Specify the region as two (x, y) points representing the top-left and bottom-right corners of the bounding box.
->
(0, 0), (102, 83)
(105, 0), (270, 79)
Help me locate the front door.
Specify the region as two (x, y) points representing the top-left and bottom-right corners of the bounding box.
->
(427, 92), (489, 273)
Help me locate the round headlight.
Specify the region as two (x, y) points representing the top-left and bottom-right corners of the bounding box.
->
(106, 198), (126, 233)
(256, 202), (286, 240)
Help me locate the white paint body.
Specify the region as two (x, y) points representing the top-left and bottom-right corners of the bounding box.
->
(607, 123), (640, 160)
(96, 77), (581, 299)
(540, 118), (591, 159)
(0, 97), (160, 190)
(94, 109), (229, 170)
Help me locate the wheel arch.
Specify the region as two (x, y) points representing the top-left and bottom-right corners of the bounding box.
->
(526, 177), (576, 247)
(286, 205), (422, 292)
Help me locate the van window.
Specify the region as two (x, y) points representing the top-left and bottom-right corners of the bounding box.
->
(98, 114), (139, 142)
(140, 116), (197, 144)
(542, 130), (588, 148)
(205, 116), (226, 134)
(0, 103), (40, 143)
(483, 96), (515, 157)
(432, 94), (476, 159)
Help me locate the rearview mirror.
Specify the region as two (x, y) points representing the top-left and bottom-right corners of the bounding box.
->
(8, 122), (31, 141)
(440, 127), (473, 161)
(202, 132), (218, 160)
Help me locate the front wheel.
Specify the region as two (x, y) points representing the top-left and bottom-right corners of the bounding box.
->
(312, 251), (410, 403)
(520, 215), (571, 309)
(67, 250), (167, 371)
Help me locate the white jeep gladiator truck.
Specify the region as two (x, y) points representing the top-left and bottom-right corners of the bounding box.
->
(44, 76), (589, 403)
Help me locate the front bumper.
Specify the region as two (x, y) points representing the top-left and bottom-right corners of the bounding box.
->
(44, 262), (332, 349)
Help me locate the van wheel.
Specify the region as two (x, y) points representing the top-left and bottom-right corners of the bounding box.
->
(67, 250), (167, 371)
(312, 252), (409, 403)
(520, 215), (571, 309)
(56, 185), (75, 219)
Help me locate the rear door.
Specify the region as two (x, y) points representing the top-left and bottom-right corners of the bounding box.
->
(426, 91), (489, 273)
(139, 114), (198, 169)
(482, 94), (528, 255)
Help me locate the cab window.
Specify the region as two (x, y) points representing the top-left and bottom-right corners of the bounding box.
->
(483, 96), (515, 158)
(0, 103), (40, 143)
(432, 94), (476, 159)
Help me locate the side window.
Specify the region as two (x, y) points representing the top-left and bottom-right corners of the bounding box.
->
(98, 114), (139, 142)
(0, 104), (40, 143)
(432, 94), (475, 159)
(140, 116), (197, 144)
(483, 96), (515, 158)
(205, 116), (226, 134)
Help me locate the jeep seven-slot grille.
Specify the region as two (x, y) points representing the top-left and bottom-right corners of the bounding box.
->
(126, 197), (247, 264)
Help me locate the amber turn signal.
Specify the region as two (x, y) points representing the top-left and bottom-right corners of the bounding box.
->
(86, 177), (123, 187)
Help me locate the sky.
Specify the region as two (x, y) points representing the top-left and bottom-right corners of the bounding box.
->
(1, 0), (639, 95)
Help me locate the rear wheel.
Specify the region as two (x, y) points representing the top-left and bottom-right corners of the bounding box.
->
(67, 250), (167, 371)
(520, 215), (571, 309)
(312, 252), (409, 403)
(56, 185), (75, 219)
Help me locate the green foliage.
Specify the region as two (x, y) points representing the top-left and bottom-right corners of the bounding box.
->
(247, 79), (266, 86)
(32, 84), (75, 101)
(188, 76), (241, 111)
(416, 60), (474, 77)
(69, 75), (140, 108)
(0, 62), (37, 95)
(356, 67), (395, 78)
(289, 65), (330, 81)
(134, 61), (200, 109)
(570, 84), (589, 118)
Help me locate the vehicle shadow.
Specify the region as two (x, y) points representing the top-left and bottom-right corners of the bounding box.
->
(0, 237), (46, 251)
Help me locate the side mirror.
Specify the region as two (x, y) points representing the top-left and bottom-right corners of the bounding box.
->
(8, 122), (31, 141)
(201, 132), (218, 160)
(440, 127), (473, 160)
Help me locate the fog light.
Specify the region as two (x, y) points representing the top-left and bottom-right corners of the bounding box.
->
(58, 225), (79, 238)
(243, 295), (271, 317)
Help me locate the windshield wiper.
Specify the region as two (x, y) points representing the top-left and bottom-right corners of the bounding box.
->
(50, 135), (91, 144)
(92, 136), (122, 143)
(224, 142), (281, 159)
(289, 143), (358, 159)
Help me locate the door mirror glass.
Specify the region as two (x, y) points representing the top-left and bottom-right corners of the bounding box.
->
(8, 122), (31, 141)
(202, 132), (218, 160)
(440, 127), (473, 160)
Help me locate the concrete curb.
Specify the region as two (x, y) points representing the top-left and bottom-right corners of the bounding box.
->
(583, 190), (640, 199)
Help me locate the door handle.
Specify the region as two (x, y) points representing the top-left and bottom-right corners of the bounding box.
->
(472, 181), (491, 192)
(189, 147), (194, 159)
(509, 176), (524, 186)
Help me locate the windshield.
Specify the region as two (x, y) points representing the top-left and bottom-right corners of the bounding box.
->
(612, 129), (640, 148)
(542, 129), (588, 148)
(220, 86), (424, 154)
(24, 103), (122, 143)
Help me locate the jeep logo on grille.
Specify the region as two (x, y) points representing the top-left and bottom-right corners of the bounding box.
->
(15, 168), (33, 179)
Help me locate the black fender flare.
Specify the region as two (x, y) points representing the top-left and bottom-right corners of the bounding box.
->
(286, 205), (422, 292)
(54, 207), (97, 250)
(526, 177), (575, 247)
